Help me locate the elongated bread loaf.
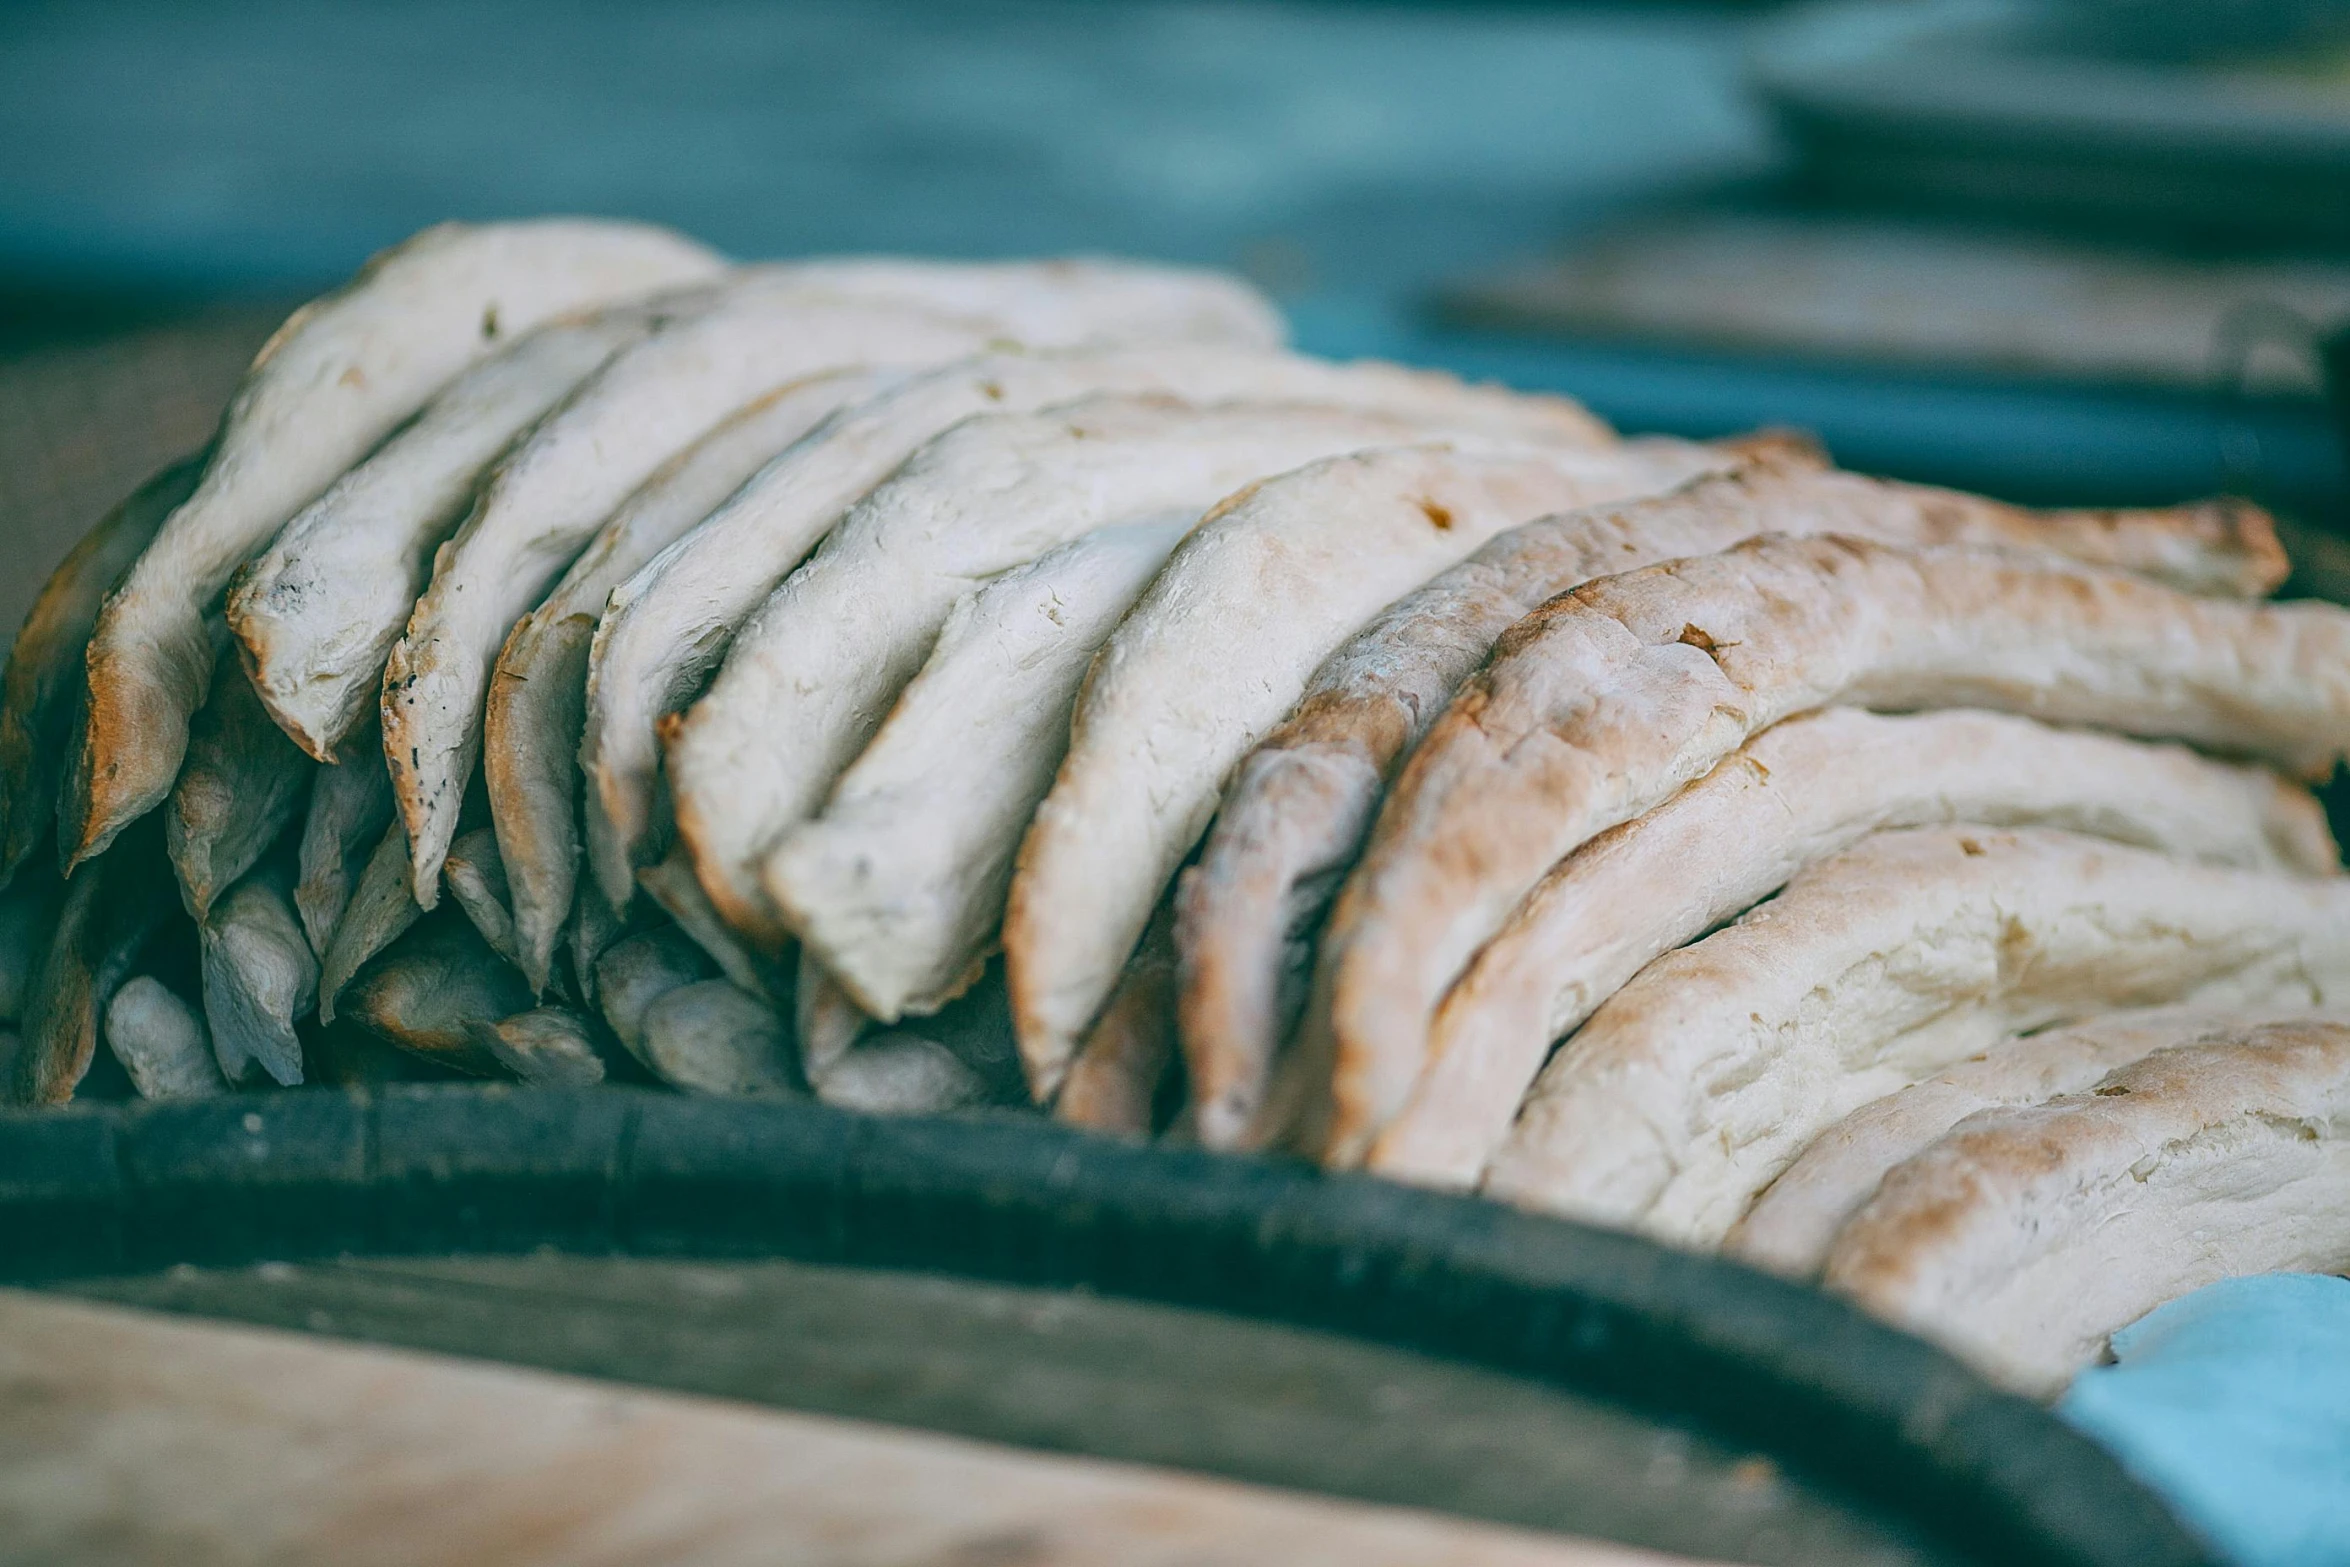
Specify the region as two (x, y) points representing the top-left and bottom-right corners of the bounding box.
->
(1727, 1002), (2345, 1279)
(1824, 1018), (2350, 1394)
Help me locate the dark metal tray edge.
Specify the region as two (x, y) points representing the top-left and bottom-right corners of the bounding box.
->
(0, 1084), (2218, 1567)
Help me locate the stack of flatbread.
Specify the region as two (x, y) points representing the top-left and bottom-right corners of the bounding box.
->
(4, 217), (2347, 1396)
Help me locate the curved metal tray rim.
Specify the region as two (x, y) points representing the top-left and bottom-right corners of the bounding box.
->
(0, 1083), (2215, 1567)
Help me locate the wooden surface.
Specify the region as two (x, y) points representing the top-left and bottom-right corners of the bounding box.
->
(0, 1286), (1742, 1567)
(48, 1254), (1935, 1567)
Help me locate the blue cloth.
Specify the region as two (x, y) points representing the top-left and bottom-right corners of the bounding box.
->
(2059, 1274), (2350, 1567)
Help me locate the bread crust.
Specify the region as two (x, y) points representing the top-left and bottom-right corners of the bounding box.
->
(1481, 827), (2350, 1246)
(1824, 1018), (2350, 1394)
(1055, 894), (1182, 1136)
(1367, 710), (2337, 1190)
(581, 344), (1606, 921)
(345, 913), (527, 1075)
(1728, 1002), (2344, 1279)
(1177, 465), (2298, 1154)
(1006, 439), (1732, 1102)
(65, 220), (728, 869)
(1306, 534), (2350, 1170)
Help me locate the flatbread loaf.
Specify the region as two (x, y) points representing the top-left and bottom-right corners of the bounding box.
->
(1824, 1018), (2350, 1394)
(1727, 1003), (2344, 1279)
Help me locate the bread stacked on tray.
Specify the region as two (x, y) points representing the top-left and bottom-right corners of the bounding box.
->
(3, 217), (2347, 1393)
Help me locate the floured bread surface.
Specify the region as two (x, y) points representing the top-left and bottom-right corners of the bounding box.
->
(1305, 534), (2350, 1173)
(1824, 1018), (2350, 1394)
(65, 219), (727, 869)
(486, 368), (886, 991)
(0, 453), (202, 885)
(230, 309), (656, 761)
(667, 396), (1467, 950)
(1728, 1002), (2347, 1279)
(767, 519), (1188, 1020)
(1482, 827), (2350, 1245)
(380, 290), (1013, 908)
(1366, 709), (2336, 1190)
(1006, 439), (1735, 1102)
(1175, 457), (2291, 1156)
(580, 342), (1606, 917)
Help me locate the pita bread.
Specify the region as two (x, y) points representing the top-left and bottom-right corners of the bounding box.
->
(1825, 1018), (2350, 1394)
(1729, 1003), (2346, 1279)
(292, 725), (396, 957)
(229, 310), (656, 761)
(669, 398), (1472, 948)
(1007, 439), (1729, 1102)
(594, 926), (717, 1068)
(11, 817), (172, 1105)
(345, 913), (527, 1075)
(1054, 895), (1181, 1136)
(198, 859), (317, 1088)
(640, 980), (797, 1096)
(165, 658), (314, 922)
(380, 292), (1016, 907)
(1369, 710), (2338, 1189)
(64, 220), (727, 869)
(767, 518), (1187, 1019)
(581, 345), (1605, 918)
(0, 453), (203, 884)
(106, 974), (228, 1100)
(488, 370), (889, 991)
(471, 1005), (609, 1088)
(1178, 464), (2299, 1152)
(442, 827), (520, 970)
(1307, 534), (2350, 1169)
(1482, 827), (2350, 1245)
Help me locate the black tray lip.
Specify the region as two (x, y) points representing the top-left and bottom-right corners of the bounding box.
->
(0, 1083), (2217, 1567)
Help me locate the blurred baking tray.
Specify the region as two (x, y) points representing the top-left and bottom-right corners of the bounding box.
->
(1749, 0), (2350, 248)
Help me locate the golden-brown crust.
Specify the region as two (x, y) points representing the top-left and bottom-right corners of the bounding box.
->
(1301, 533), (2350, 1170)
